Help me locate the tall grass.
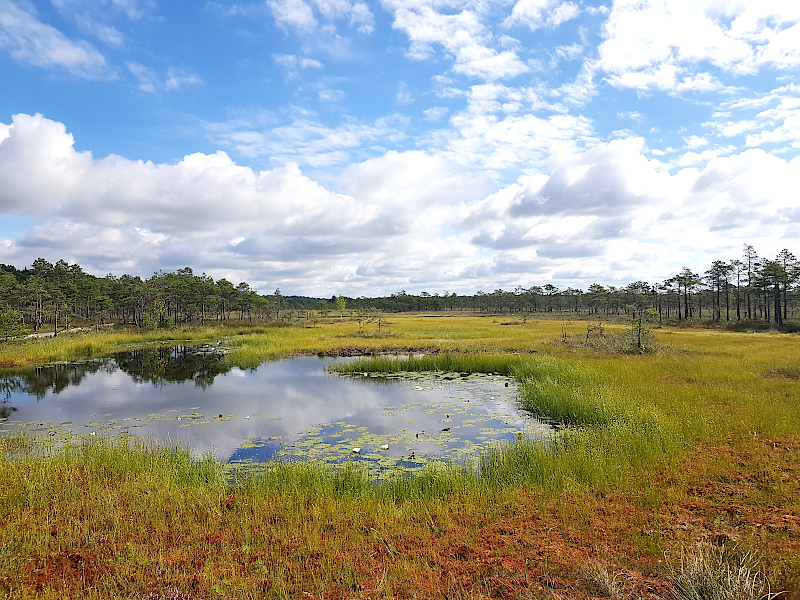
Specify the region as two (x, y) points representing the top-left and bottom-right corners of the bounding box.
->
(235, 459), (479, 502)
(0, 436), (225, 513)
(330, 352), (688, 493)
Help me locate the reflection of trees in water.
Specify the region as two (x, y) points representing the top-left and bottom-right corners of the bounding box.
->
(1, 395), (18, 420)
(0, 360), (113, 400)
(113, 346), (230, 389)
(0, 346), (230, 407)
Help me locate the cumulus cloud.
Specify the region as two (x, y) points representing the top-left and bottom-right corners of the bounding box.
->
(598, 0), (800, 93)
(269, 0), (317, 33)
(0, 113), (92, 213)
(0, 0), (109, 78)
(0, 114), (485, 293)
(2, 113), (799, 295)
(436, 83), (596, 171)
(458, 137), (800, 285)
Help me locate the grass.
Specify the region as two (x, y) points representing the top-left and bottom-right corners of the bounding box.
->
(668, 546), (780, 600)
(0, 327), (231, 368)
(1, 314), (799, 598)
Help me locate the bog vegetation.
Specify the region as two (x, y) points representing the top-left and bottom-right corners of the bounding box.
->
(0, 314), (798, 599)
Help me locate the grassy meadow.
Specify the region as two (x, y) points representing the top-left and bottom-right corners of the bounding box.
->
(0, 315), (798, 599)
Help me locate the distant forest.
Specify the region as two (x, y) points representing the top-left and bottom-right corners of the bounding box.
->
(1, 245), (798, 333)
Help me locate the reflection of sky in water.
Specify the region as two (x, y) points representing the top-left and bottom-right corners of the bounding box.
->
(0, 354), (551, 468)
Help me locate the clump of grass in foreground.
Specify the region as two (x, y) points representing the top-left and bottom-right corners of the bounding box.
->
(669, 546), (782, 600)
(0, 436), (225, 515)
(586, 563), (636, 600)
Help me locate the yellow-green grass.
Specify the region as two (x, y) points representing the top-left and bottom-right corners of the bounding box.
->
(0, 327), (230, 368)
(1, 316), (798, 597)
(0, 315), (554, 368)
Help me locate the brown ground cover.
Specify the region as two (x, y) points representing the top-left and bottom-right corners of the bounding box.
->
(5, 436), (797, 599)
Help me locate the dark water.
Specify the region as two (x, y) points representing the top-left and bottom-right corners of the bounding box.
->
(0, 346), (550, 469)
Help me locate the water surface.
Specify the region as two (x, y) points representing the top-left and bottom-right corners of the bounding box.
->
(0, 346), (550, 470)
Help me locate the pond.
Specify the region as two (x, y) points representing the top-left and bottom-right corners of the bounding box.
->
(0, 345), (551, 471)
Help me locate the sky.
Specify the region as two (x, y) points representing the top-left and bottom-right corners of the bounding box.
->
(0, 0), (799, 297)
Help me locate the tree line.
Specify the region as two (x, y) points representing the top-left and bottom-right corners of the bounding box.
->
(1, 245), (798, 339)
(0, 259), (280, 335)
(337, 244), (800, 327)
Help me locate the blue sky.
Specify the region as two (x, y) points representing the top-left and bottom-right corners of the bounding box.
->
(1, 0), (799, 296)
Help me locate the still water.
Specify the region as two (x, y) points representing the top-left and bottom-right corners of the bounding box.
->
(0, 346), (550, 469)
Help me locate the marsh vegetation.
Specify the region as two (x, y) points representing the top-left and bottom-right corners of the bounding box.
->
(0, 315), (798, 598)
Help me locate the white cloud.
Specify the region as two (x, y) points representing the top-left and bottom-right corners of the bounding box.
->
(127, 61), (155, 92)
(165, 68), (202, 91)
(556, 63), (596, 106)
(504, 0), (580, 31)
(704, 84), (800, 150)
(110, 0), (150, 20)
(0, 0), (108, 78)
(673, 146), (734, 168)
(49, 0), (152, 47)
(317, 87), (345, 102)
(51, 0), (151, 21)
(385, 2), (529, 81)
(396, 81), (413, 104)
(429, 83), (594, 172)
(268, 0), (374, 35)
(269, 0), (316, 32)
(459, 138), (800, 285)
(2, 113), (800, 294)
(274, 54), (325, 83)
(674, 72), (726, 94)
(91, 23), (124, 46)
(554, 43), (582, 61)
(423, 106), (449, 121)
(0, 113), (92, 214)
(127, 62), (201, 93)
(208, 111), (409, 166)
(0, 114), (492, 294)
(598, 0), (800, 93)
(685, 135), (708, 149)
